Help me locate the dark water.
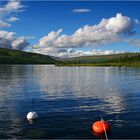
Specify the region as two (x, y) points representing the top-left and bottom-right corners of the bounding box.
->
(0, 65), (140, 139)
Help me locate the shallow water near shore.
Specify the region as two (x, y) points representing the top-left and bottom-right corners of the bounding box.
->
(0, 65), (140, 139)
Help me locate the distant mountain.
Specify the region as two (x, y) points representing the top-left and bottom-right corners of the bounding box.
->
(58, 53), (140, 67)
(0, 48), (58, 64)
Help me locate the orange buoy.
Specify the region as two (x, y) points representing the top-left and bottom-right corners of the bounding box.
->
(92, 120), (111, 134)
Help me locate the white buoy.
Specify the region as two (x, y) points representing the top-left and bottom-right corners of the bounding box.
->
(27, 98), (38, 121)
(27, 111), (38, 121)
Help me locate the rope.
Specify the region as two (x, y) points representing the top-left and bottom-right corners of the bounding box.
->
(101, 118), (108, 140)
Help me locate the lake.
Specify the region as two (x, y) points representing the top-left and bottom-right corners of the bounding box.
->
(0, 65), (140, 139)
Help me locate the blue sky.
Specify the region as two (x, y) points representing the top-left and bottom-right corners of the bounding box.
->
(8, 1), (140, 41)
(0, 1), (140, 57)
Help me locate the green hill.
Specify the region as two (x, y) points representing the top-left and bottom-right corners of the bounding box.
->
(0, 48), (58, 64)
(58, 53), (140, 67)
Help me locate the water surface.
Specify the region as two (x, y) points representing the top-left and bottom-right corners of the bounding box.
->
(0, 65), (140, 139)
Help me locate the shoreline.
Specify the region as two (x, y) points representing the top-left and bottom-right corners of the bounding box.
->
(56, 62), (140, 67)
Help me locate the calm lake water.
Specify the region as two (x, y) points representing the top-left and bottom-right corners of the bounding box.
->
(0, 65), (140, 139)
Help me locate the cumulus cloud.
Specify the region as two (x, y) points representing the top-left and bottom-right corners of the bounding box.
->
(33, 13), (139, 57)
(0, 30), (30, 50)
(0, 1), (31, 51)
(0, 0), (25, 28)
(72, 9), (91, 13)
(37, 29), (63, 48)
(36, 13), (136, 49)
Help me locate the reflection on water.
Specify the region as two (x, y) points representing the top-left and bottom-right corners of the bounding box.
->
(0, 65), (140, 138)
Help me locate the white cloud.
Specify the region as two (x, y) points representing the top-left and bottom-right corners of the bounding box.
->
(33, 13), (138, 57)
(5, 0), (24, 12)
(0, 30), (30, 50)
(12, 36), (29, 50)
(0, 0), (25, 28)
(0, 0), (25, 13)
(0, 1), (30, 51)
(37, 29), (63, 47)
(0, 20), (11, 28)
(32, 47), (123, 58)
(36, 13), (136, 49)
(7, 17), (19, 22)
(126, 39), (140, 47)
(72, 9), (91, 13)
(133, 40), (140, 47)
(105, 13), (134, 35)
(134, 19), (140, 25)
(62, 49), (123, 58)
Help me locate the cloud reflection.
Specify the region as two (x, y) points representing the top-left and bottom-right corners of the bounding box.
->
(33, 66), (128, 114)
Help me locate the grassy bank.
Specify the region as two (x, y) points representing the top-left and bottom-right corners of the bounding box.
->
(57, 53), (140, 67)
(57, 62), (140, 67)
